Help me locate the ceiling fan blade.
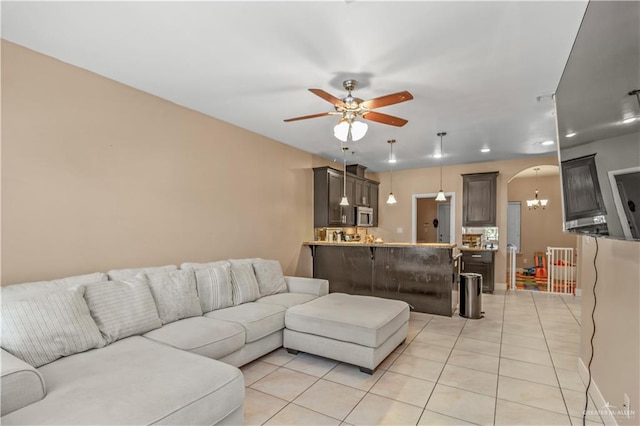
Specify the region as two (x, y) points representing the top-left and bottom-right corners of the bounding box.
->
(362, 111), (408, 127)
(309, 89), (346, 107)
(361, 91), (413, 109)
(283, 112), (332, 122)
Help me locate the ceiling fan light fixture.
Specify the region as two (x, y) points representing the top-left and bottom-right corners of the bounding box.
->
(333, 121), (350, 142)
(333, 120), (368, 142)
(350, 121), (368, 141)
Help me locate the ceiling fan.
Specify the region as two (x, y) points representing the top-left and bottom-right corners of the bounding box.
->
(284, 80), (413, 141)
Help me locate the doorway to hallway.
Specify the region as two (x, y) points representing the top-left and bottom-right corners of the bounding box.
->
(412, 192), (455, 244)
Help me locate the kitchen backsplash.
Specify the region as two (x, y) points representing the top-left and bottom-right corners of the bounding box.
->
(462, 227), (499, 248)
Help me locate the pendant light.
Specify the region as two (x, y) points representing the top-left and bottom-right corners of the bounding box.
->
(435, 132), (447, 201)
(527, 168), (548, 209)
(386, 139), (397, 204)
(339, 145), (349, 206)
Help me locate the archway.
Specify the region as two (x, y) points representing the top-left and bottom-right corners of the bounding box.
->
(506, 165), (577, 292)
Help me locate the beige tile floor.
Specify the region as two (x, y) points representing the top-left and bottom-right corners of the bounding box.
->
(243, 290), (601, 425)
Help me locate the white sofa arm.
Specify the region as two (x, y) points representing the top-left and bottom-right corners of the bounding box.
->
(284, 276), (329, 297)
(1, 349), (46, 416)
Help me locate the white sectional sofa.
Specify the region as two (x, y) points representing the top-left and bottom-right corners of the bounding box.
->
(0, 259), (328, 425)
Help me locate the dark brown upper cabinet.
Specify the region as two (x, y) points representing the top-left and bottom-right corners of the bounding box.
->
(462, 172), (498, 226)
(313, 167), (379, 228)
(561, 154), (606, 222)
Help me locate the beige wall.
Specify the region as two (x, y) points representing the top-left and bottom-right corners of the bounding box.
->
(374, 156), (560, 285)
(508, 174), (577, 268)
(1, 41), (323, 285)
(578, 236), (640, 425)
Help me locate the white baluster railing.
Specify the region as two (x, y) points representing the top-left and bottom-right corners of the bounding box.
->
(546, 247), (576, 294)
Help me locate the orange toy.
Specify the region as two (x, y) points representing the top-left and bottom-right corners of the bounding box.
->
(534, 252), (547, 278)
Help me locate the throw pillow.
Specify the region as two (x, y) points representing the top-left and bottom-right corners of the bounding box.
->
(107, 265), (177, 281)
(193, 262), (233, 313)
(83, 279), (162, 344)
(1, 288), (104, 367)
(1, 272), (108, 303)
(229, 262), (261, 305)
(253, 259), (288, 296)
(143, 269), (202, 324)
(181, 261), (224, 271)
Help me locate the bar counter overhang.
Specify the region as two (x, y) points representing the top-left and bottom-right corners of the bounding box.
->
(303, 242), (459, 316)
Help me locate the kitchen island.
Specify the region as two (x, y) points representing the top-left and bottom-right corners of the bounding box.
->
(303, 242), (459, 316)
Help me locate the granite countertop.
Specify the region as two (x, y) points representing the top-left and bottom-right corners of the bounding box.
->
(303, 241), (457, 249)
(459, 246), (499, 252)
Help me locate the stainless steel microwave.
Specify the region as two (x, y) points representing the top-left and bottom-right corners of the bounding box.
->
(356, 206), (374, 227)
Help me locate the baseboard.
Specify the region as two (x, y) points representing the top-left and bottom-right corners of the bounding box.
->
(494, 282), (507, 291)
(578, 357), (618, 425)
(575, 288), (583, 296)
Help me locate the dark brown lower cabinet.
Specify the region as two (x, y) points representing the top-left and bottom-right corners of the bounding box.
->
(461, 251), (495, 293)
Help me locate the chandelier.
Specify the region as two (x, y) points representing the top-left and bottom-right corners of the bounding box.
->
(527, 168), (548, 209)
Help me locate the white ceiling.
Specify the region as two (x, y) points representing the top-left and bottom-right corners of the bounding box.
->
(1, 1), (589, 172)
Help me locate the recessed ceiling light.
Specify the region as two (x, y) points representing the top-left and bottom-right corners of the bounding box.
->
(565, 132), (576, 138)
(622, 117), (638, 124)
(480, 148), (491, 153)
(541, 140), (555, 146)
(433, 153), (443, 159)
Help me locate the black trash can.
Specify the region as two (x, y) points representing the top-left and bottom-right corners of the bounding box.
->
(459, 273), (483, 319)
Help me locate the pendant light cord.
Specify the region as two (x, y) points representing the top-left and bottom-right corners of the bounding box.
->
(390, 142), (394, 191)
(437, 132), (446, 192)
(439, 137), (443, 189)
(342, 143), (347, 197)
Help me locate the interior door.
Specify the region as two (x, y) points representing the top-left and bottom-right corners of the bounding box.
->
(507, 201), (521, 252)
(437, 203), (451, 243)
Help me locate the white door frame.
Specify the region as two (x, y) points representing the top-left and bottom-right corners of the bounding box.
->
(412, 192), (456, 244)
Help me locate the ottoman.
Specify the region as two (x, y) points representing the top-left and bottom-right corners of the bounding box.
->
(283, 293), (409, 374)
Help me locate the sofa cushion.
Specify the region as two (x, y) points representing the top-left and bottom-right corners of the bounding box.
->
(193, 263), (233, 312)
(205, 303), (286, 343)
(107, 264), (177, 281)
(285, 293), (410, 348)
(256, 293), (318, 308)
(1, 337), (244, 426)
(253, 259), (288, 296)
(180, 260), (226, 271)
(143, 270), (202, 325)
(83, 279), (162, 344)
(1, 288), (104, 367)
(1, 349), (46, 416)
(1, 272), (108, 303)
(229, 263), (260, 305)
(143, 317), (245, 359)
